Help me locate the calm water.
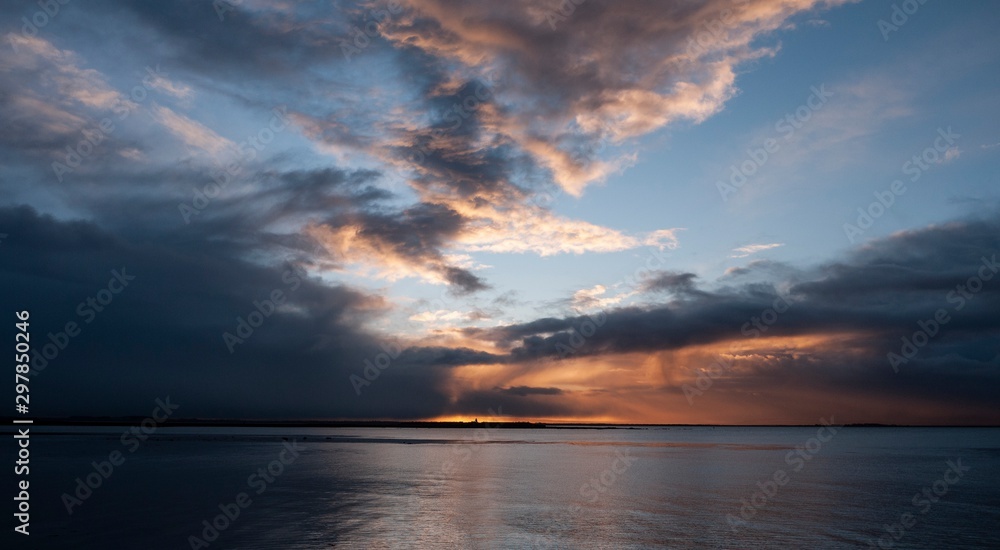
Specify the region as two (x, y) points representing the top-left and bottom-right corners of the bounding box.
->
(5, 426), (999, 548)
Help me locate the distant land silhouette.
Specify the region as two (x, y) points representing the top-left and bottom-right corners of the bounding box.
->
(4, 417), (994, 428)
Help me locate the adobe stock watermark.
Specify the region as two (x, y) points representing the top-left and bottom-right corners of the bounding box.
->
(685, 0), (750, 59)
(428, 407), (505, 482)
(348, 340), (403, 396)
(348, 277), (494, 397)
(555, 311), (607, 358)
(717, 85), (833, 202)
(554, 237), (682, 360)
(8, 0), (72, 52)
(542, 0), (588, 30)
(338, 1), (404, 61)
(888, 254), (997, 372)
(186, 439), (304, 549)
(29, 267), (136, 376)
(178, 106), (290, 223)
(878, 0), (930, 41)
(530, 121), (616, 210)
(726, 417), (841, 532)
(844, 127), (959, 243)
(212, 0), (244, 22)
(572, 450), (636, 509)
(526, 449), (638, 548)
(222, 266), (303, 353)
(61, 396), (179, 514)
(387, 70), (503, 185)
(683, 293), (791, 405)
(865, 458), (969, 548)
(50, 66), (168, 182)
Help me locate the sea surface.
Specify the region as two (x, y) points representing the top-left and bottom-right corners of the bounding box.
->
(4, 426), (1000, 549)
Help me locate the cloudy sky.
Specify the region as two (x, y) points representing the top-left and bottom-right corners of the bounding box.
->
(2, 0), (998, 424)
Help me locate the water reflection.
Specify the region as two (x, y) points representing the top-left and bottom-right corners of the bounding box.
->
(15, 427), (1000, 549)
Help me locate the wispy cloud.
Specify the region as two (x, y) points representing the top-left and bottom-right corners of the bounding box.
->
(731, 243), (784, 258)
(151, 105), (235, 156)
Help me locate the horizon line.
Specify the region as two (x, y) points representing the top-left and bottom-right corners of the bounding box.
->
(4, 418), (999, 428)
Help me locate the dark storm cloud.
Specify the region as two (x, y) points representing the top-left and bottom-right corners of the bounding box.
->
(90, 0), (349, 79)
(0, 205), (489, 419)
(0, 162), (390, 266)
(442, 266), (490, 294)
(395, 346), (503, 368)
(640, 271), (706, 297)
(791, 219), (1000, 305)
(496, 386), (563, 397)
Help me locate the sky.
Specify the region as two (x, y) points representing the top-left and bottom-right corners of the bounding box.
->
(1, 0), (998, 424)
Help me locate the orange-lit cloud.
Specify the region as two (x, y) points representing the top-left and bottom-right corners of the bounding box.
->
(436, 330), (997, 425)
(378, 0), (855, 195)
